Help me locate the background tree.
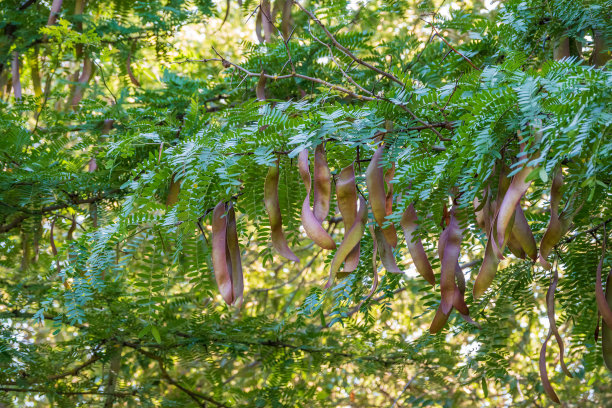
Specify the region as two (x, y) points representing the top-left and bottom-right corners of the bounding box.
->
(0, 0), (610, 407)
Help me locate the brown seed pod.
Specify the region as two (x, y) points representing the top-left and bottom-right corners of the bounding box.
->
(429, 303), (451, 334)
(603, 267), (612, 372)
(374, 226), (401, 273)
(400, 203), (435, 286)
(226, 203), (244, 308)
(545, 267), (572, 378)
(313, 144), (332, 222)
(512, 205), (537, 260)
(297, 149), (336, 250)
(335, 164), (360, 272)
(539, 269), (564, 405)
(256, 71), (267, 100)
(366, 146), (397, 247)
(264, 162), (299, 262)
(212, 201), (234, 305)
(439, 208), (462, 314)
(326, 195), (367, 288)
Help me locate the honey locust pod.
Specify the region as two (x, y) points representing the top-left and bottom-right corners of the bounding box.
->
(438, 208), (462, 315)
(366, 146), (398, 247)
(545, 267), (572, 378)
(326, 195), (367, 288)
(226, 203), (244, 308)
(298, 149), (336, 250)
(212, 201), (234, 305)
(603, 267), (612, 372)
(335, 164), (361, 273)
(374, 226), (401, 273)
(264, 161), (299, 262)
(400, 203), (435, 286)
(313, 144), (332, 222)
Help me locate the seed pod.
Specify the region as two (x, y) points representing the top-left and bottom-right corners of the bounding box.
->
(512, 205), (537, 260)
(545, 267), (572, 378)
(335, 164), (360, 272)
(496, 143), (537, 250)
(298, 150), (336, 250)
(539, 330), (561, 404)
(366, 146), (397, 247)
(226, 203), (244, 308)
(264, 162), (299, 262)
(506, 231), (526, 259)
(453, 263), (470, 317)
(429, 303), (451, 334)
(473, 231), (501, 299)
(374, 226), (401, 273)
(400, 203), (435, 286)
(313, 144), (332, 222)
(439, 209), (462, 314)
(603, 268), (612, 372)
(384, 164), (395, 217)
(166, 174), (181, 207)
(256, 71), (266, 100)
(539, 269), (564, 405)
(212, 201), (233, 305)
(595, 232), (612, 329)
(326, 195), (367, 287)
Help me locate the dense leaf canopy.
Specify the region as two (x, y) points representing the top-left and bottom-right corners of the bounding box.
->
(0, 0), (611, 407)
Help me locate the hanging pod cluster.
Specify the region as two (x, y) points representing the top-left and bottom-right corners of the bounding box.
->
(211, 201), (244, 308)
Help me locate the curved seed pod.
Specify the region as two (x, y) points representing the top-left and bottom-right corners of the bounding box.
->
(326, 195), (367, 288)
(512, 205), (537, 260)
(374, 226), (401, 273)
(264, 162), (299, 262)
(256, 70), (266, 100)
(366, 146), (397, 247)
(603, 268), (612, 372)
(539, 168), (565, 269)
(496, 145), (537, 250)
(298, 150), (336, 250)
(166, 174), (181, 207)
(226, 203), (244, 308)
(439, 209), (462, 314)
(539, 330), (561, 404)
(384, 164), (395, 216)
(313, 144), (332, 222)
(336, 164), (360, 272)
(429, 303), (451, 334)
(473, 227), (502, 299)
(507, 231), (526, 259)
(546, 268), (572, 378)
(212, 201), (233, 305)
(595, 232), (612, 328)
(400, 203), (435, 285)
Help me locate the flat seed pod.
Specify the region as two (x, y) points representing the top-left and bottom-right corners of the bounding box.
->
(512, 205), (537, 260)
(400, 203), (435, 285)
(595, 232), (612, 329)
(326, 195), (367, 288)
(366, 146), (397, 247)
(313, 144), (332, 222)
(264, 162), (299, 262)
(473, 231), (502, 299)
(439, 209), (462, 314)
(603, 268), (612, 372)
(226, 203), (244, 308)
(336, 164), (360, 272)
(298, 150), (336, 250)
(429, 303), (451, 334)
(545, 267), (572, 378)
(496, 145), (537, 250)
(374, 226), (401, 273)
(212, 201), (234, 305)
(539, 330), (561, 404)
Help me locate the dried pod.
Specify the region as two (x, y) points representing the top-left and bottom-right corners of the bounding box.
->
(313, 144), (332, 222)
(374, 226), (401, 273)
(264, 162), (299, 262)
(473, 231), (501, 299)
(439, 209), (462, 314)
(496, 142), (537, 250)
(539, 330), (561, 404)
(539, 269), (564, 405)
(429, 303), (451, 334)
(335, 164), (360, 272)
(595, 231), (612, 329)
(226, 203), (244, 308)
(512, 205), (537, 261)
(366, 146), (397, 247)
(212, 201), (233, 305)
(298, 150), (336, 250)
(327, 195), (367, 287)
(603, 268), (612, 372)
(400, 203), (435, 285)
(545, 268), (572, 378)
